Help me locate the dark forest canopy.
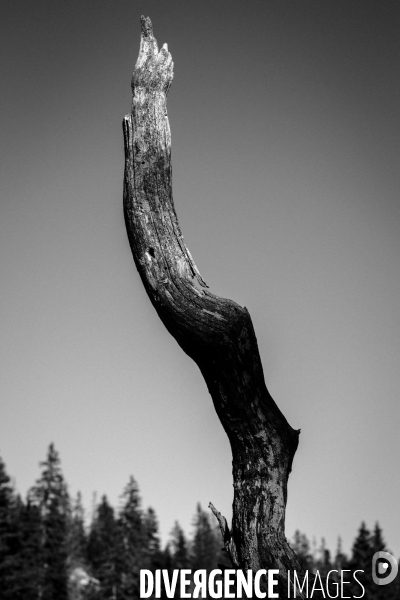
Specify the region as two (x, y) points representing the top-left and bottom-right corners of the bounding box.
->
(0, 446), (398, 599)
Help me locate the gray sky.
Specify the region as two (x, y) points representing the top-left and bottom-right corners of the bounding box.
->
(1, 1), (399, 558)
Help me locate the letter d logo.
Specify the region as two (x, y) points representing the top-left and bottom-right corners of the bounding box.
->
(372, 552), (398, 586)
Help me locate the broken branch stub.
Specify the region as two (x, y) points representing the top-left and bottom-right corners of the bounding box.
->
(123, 16), (306, 598)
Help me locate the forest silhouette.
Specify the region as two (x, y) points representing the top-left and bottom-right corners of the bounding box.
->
(0, 445), (398, 599)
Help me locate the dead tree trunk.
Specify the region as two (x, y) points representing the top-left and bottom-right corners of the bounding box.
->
(123, 16), (307, 597)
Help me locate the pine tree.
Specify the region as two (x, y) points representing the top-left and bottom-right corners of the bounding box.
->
(29, 443), (70, 600)
(350, 521), (374, 598)
(67, 491), (99, 600)
(16, 499), (44, 599)
(290, 530), (313, 572)
(164, 522), (189, 599)
(68, 492), (87, 568)
(87, 495), (119, 599)
(143, 506), (163, 570)
(117, 476), (146, 599)
(371, 522), (385, 554)
(169, 521), (190, 570)
(0, 456), (23, 598)
(191, 504), (219, 572)
(334, 535), (348, 573)
(0, 456), (13, 589)
(314, 537), (332, 582)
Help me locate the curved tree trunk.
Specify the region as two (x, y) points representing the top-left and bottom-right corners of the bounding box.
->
(123, 16), (307, 598)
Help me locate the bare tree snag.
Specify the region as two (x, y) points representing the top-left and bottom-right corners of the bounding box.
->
(123, 16), (307, 598)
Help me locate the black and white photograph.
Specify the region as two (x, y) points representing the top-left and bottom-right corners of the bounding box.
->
(1, 1), (399, 598)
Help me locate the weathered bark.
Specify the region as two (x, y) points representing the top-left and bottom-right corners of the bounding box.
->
(123, 16), (307, 597)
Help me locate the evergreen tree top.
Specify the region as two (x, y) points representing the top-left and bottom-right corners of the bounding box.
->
(28, 443), (69, 514)
(0, 455), (14, 510)
(371, 521), (386, 553)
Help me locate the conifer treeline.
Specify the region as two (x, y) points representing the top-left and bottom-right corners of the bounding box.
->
(0, 444), (398, 599)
